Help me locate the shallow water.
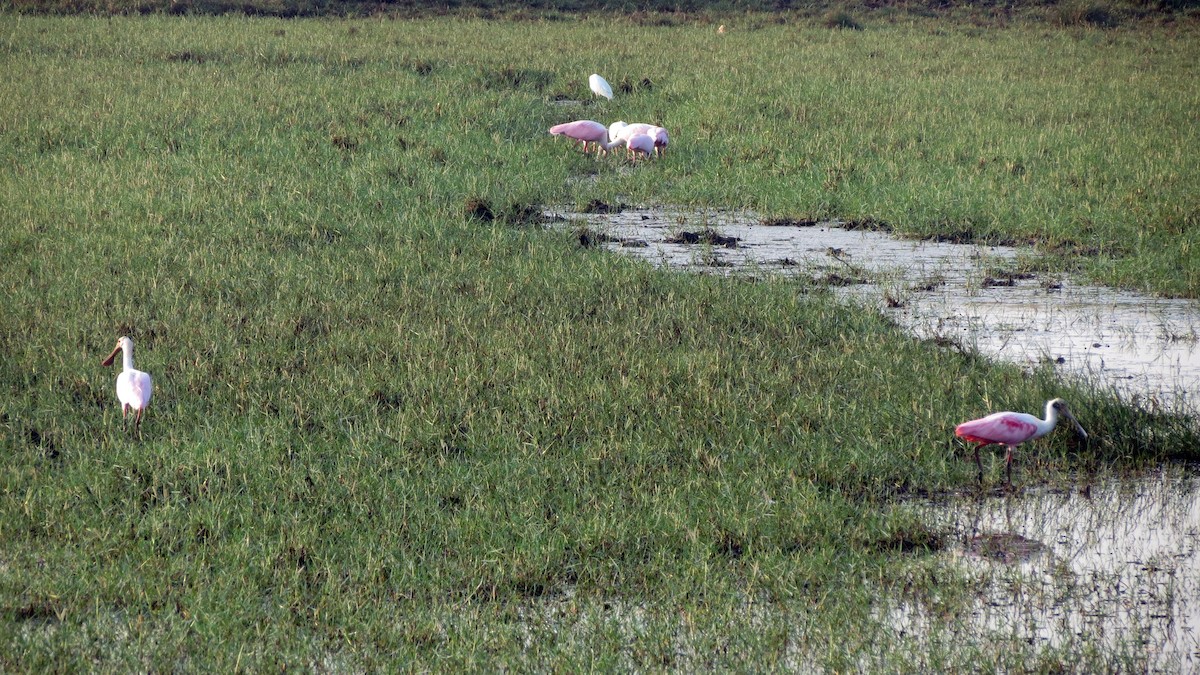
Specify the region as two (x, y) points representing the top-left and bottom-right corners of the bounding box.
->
(892, 467), (1200, 671)
(550, 206), (1200, 415)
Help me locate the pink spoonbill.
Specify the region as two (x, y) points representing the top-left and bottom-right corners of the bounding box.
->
(955, 398), (1088, 485)
(608, 121), (655, 145)
(101, 335), (153, 431)
(651, 126), (669, 156)
(624, 133), (656, 161)
(549, 120), (610, 155)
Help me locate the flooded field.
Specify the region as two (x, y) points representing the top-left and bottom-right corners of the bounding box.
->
(551, 206), (1200, 416)
(889, 465), (1200, 672)
(504, 469), (1200, 671)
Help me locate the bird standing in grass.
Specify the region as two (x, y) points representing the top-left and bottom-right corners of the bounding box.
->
(589, 73), (613, 100)
(624, 133), (656, 161)
(651, 126), (669, 156)
(101, 335), (153, 431)
(549, 120), (611, 155)
(955, 398), (1088, 486)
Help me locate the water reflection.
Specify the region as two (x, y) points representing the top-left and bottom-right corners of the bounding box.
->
(902, 467), (1200, 671)
(550, 206), (1200, 415)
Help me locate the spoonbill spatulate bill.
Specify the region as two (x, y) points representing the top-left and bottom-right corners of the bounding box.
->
(101, 335), (153, 430)
(955, 398), (1088, 485)
(589, 73), (613, 100)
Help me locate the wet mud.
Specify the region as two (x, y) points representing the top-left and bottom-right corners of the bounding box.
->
(549, 206), (1200, 415)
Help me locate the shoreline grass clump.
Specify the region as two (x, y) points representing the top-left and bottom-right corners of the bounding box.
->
(1, 12), (1198, 670)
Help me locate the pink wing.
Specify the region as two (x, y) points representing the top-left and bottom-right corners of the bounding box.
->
(955, 412), (1038, 446)
(549, 120), (607, 143)
(117, 370), (153, 410)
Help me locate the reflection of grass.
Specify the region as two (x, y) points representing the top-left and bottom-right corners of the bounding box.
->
(1, 14), (1198, 672)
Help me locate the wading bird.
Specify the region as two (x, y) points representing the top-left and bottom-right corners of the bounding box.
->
(607, 121), (654, 144)
(549, 120), (611, 155)
(589, 73), (613, 100)
(101, 335), (153, 431)
(624, 133), (656, 161)
(651, 126), (669, 156)
(608, 121), (669, 157)
(955, 398), (1088, 486)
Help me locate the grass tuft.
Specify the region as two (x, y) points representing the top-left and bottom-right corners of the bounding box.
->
(822, 8), (864, 29)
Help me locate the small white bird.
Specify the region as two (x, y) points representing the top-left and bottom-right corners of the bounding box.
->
(101, 335), (153, 430)
(589, 73), (613, 100)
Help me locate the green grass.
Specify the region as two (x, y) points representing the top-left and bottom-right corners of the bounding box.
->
(1, 13), (1198, 670)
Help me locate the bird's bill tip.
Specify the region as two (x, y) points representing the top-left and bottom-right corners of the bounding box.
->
(101, 344), (121, 366)
(1064, 411), (1088, 439)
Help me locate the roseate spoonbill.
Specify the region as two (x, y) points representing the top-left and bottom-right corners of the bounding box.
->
(955, 398), (1088, 485)
(608, 121), (655, 144)
(625, 133), (656, 161)
(589, 73), (613, 100)
(651, 126), (669, 156)
(549, 120), (610, 155)
(101, 335), (153, 431)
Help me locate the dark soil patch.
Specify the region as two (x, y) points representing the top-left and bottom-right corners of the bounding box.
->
(665, 228), (740, 248)
(841, 217), (892, 232)
(575, 227), (620, 248)
(819, 272), (866, 286)
(762, 217), (820, 227)
(582, 199), (625, 214)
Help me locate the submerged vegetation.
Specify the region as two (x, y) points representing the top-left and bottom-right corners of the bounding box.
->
(0, 8), (1197, 670)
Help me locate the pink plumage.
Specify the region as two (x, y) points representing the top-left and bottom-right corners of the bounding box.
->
(651, 126), (669, 156)
(549, 120), (609, 154)
(955, 398), (1087, 486)
(955, 412), (1040, 447)
(626, 133), (656, 160)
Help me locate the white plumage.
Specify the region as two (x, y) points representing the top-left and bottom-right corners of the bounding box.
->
(101, 335), (153, 430)
(589, 73), (613, 100)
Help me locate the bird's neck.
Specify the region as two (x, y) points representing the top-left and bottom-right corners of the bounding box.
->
(1040, 401), (1060, 433)
(122, 347), (135, 372)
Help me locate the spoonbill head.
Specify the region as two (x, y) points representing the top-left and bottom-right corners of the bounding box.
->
(955, 398), (1087, 485)
(589, 73), (613, 100)
(651, 126), (669, 156)
(549, 120), (610, 155)
(101, 335), (153, 430)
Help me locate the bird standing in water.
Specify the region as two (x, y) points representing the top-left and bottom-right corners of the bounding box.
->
(955, 398), (1088, 486)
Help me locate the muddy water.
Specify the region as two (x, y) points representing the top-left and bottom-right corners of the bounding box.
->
(892, 467), (1200, 671)
(550, 206), (1200, 415)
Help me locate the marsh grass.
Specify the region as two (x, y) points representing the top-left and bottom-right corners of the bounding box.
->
(0, 13), (1197, 669)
